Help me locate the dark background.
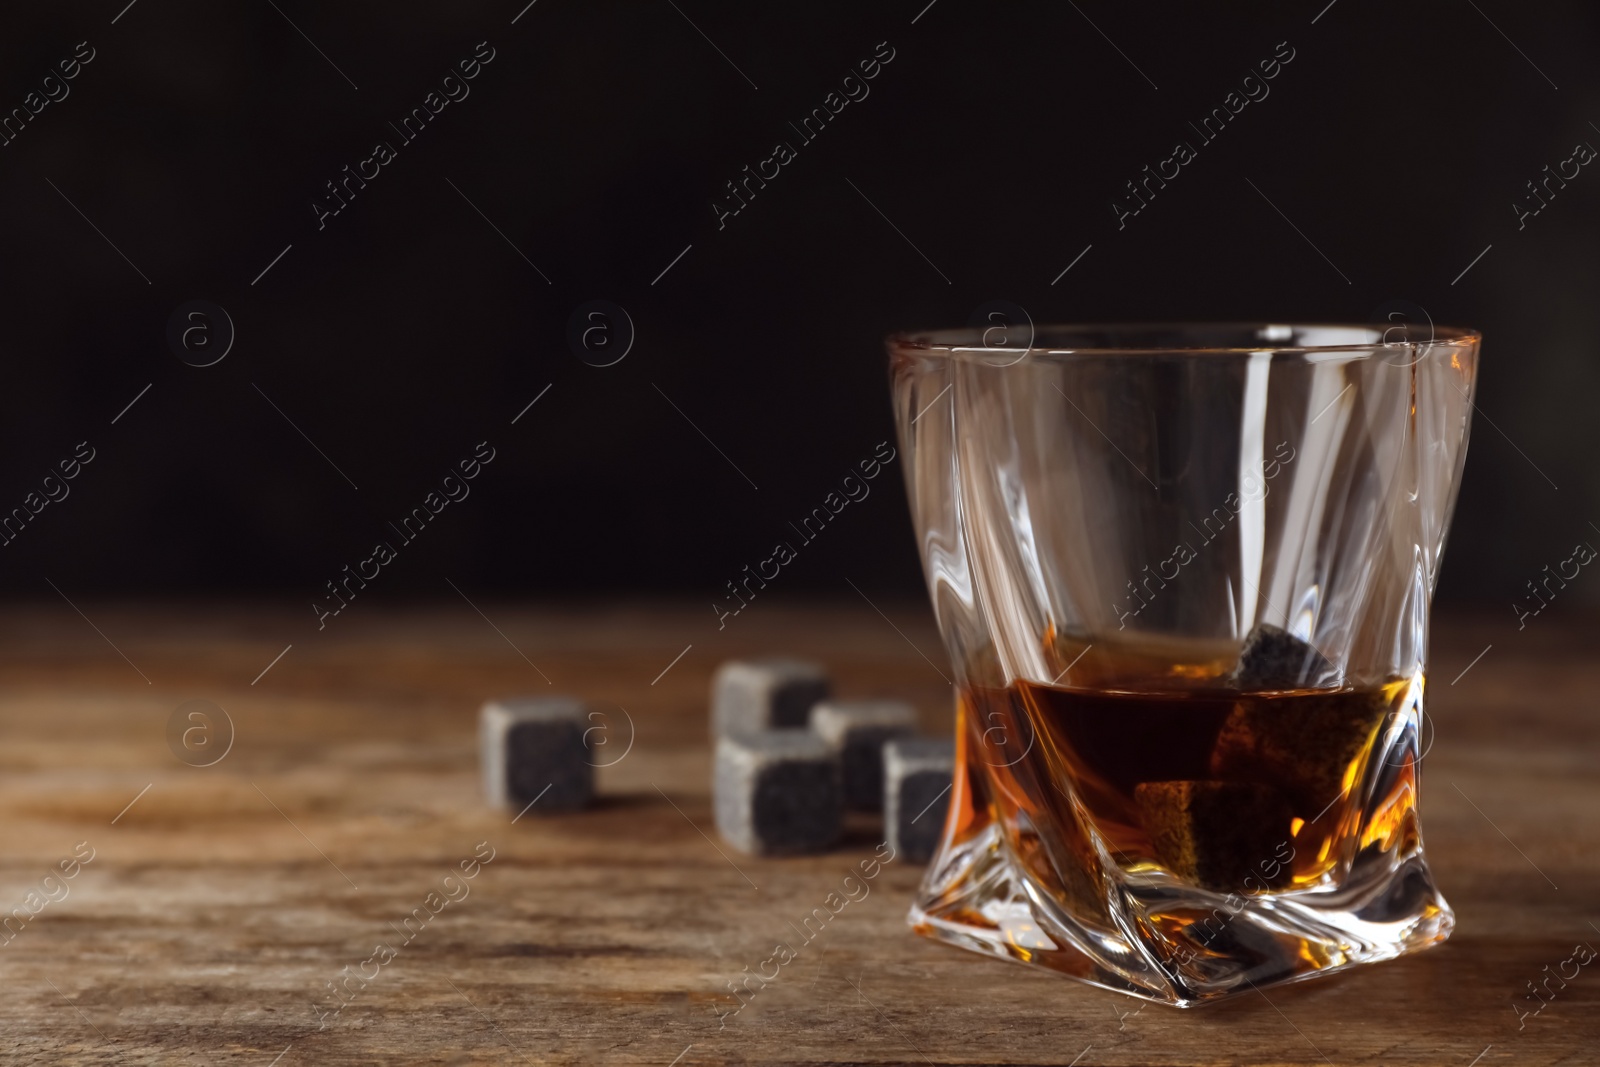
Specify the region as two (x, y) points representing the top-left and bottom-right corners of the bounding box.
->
(1, 0), (1597, 617)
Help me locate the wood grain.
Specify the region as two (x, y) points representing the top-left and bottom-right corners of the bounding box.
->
(0, 601), (1594, 1066)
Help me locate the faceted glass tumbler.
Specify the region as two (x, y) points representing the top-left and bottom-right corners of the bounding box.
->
(887, 323), (1479, 1006)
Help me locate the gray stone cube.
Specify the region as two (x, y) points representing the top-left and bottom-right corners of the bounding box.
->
(710, 658), (830, 738)
(809, 699), (919, 811)
(1229, 623), (1335, 689)
(714, 730), (842, 855)
(480, 697), (594, 813)
(884, 737), (955, 864)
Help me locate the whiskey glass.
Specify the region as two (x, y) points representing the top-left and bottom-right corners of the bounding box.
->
(888, 323), (1479, 1005)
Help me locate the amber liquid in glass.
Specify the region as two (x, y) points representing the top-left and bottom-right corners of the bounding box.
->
(956, 672), (1414, 899)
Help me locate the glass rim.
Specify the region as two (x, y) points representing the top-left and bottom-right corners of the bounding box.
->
(886, 321), (1482, 359)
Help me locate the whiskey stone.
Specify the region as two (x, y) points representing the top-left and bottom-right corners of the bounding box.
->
(1210, 690), (1388, 814)
(480, 697), (594, 813)
(1133, 780), (1294, 893)
(809, 699), (919, 810)
(884, 737), (955, 864)
(710, 658), (830, 738)
(714, 730), (842, 855)
(1229, 624), (1335, 689)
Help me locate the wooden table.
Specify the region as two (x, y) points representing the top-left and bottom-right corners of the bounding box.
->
(0, 601), (1594, 1065)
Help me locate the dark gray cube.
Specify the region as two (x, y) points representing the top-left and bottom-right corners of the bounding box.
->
(480, 697), (594, 814)
(714, 730), (842, 855)
(809, 699), (919, 811)
(884, 737), (955, 864)
(1229, 623), (1335, 689)
(710, 658), (830, 738)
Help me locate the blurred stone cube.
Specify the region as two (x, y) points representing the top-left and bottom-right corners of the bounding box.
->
(711, 658), (830, 738)
(884, 737), (955, 864)
(809, 699), (919, 810)
(714, 729), (842, 855)
(480, 696), (594, 813)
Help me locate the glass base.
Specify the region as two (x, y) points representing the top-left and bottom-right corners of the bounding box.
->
(909, 817), (1454, 1007)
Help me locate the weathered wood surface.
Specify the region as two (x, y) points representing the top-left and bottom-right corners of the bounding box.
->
(0, 602), (1595, 1066)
